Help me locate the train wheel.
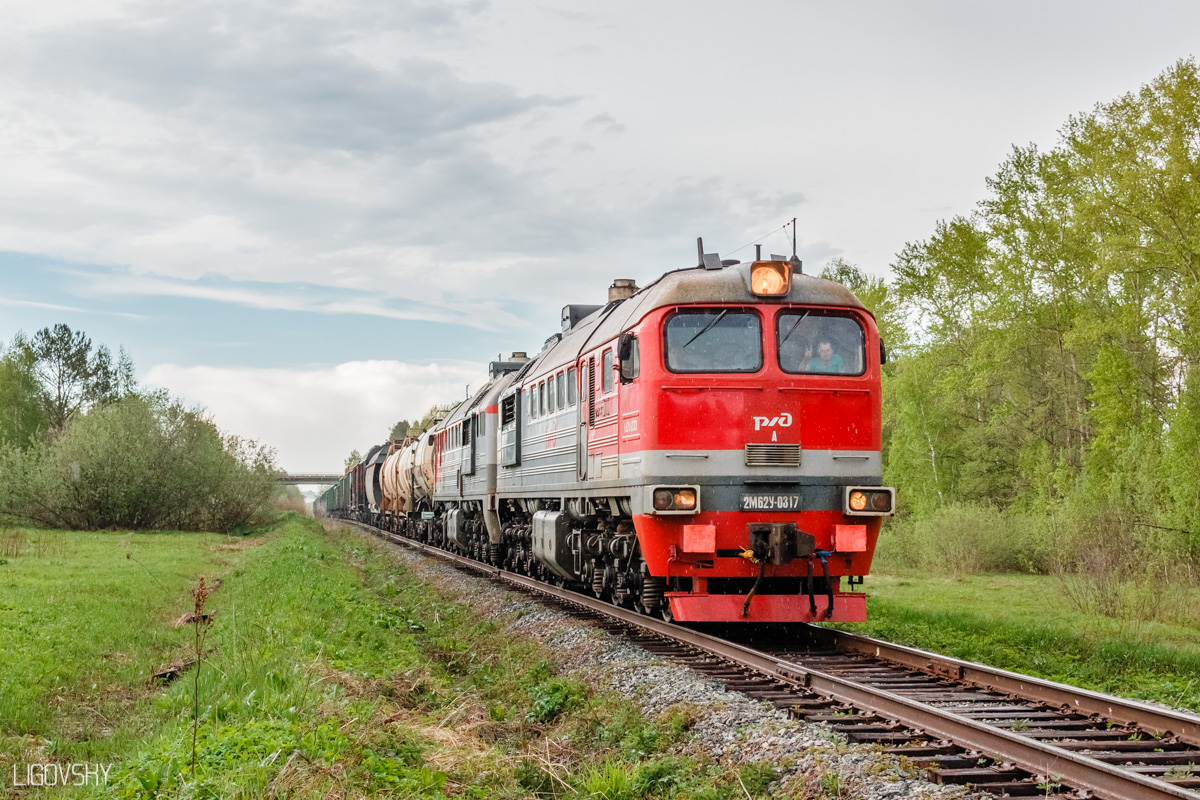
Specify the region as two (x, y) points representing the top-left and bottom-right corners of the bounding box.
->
(639, 573), (666, 618)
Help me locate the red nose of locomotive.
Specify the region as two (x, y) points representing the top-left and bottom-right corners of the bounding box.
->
(627, 284), (892, 623)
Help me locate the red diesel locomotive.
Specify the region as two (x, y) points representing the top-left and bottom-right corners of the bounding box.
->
(319, 251), (894, 623)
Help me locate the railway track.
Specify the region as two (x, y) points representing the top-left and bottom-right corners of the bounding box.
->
(340, 518), (1200, 800)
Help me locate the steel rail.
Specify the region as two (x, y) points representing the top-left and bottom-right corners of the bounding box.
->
(343, 520), (1200, 800)
(802, 627), (1200, 746)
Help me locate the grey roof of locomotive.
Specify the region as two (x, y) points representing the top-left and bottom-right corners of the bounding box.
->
(520, 262), (869, 382)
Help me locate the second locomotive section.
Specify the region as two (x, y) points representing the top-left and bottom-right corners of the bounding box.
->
(326, 258), (894, 624)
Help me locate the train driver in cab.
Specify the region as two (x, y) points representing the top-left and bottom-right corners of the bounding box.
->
(807, 337), (844, 374)
(778, 313), (852, 375)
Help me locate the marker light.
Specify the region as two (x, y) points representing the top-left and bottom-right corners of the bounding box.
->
(653, 489), (674, 510)
(843, 486), (896, 516)
(750, 261), (791, 296)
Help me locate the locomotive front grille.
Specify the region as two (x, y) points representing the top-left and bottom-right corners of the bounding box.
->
(744, 443), (801, 467)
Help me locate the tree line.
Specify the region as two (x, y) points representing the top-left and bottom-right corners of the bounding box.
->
(344, 405), (455, 471)
(848, 58), (1200, 599)
(0, 325), (279, 533)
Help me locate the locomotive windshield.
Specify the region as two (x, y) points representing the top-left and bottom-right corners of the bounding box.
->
(665, 309), (762, 373)
(777, 311), (866, 375)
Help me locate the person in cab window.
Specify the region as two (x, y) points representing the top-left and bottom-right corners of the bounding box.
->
(778, 334), (812, 367)
(807, 338), (844, 374)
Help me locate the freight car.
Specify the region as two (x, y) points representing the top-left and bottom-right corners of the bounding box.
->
(317, 249), (894, 623)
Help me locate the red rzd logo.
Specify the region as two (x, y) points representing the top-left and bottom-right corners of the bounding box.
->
(752, 413), (793, 431)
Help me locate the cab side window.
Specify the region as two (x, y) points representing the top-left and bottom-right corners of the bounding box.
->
(602, 349), (614, 394)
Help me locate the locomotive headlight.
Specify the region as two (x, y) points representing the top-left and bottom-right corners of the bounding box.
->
(673, 489), (697, 510)
(843, 486), (895, 517)
(649, 485), (701, 514)
(750, 261), (791, 296)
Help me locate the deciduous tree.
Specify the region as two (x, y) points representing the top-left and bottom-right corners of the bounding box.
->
(0, 342), (49, 447)
(885, 57), (1200, 555)
(22, 324), (119, 430)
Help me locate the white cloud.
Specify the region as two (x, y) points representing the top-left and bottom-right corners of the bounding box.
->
(0, 0), (821, 321)
(145, 359), (487, 471)
(70, 268), (529, 329)
(584, 112), (625, 136)
(4, 0), (1199, 344)
(0, 294), (145, 319)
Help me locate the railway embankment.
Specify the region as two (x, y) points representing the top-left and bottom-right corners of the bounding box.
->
(0, 515), (971, 799)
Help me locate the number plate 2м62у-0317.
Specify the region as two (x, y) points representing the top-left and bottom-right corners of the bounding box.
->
(740, 494), (803, 511)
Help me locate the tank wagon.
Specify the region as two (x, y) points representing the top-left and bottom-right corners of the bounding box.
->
(317, 253), (894, 623)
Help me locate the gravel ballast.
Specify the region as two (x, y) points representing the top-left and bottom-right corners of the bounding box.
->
(354, 526), (981, 800)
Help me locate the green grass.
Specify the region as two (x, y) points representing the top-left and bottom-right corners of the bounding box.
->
(841, 569), (1200, 711)
(7, 514), (1197, 797)
(1, 516), (783, 799)
(0, 526), (252, 759)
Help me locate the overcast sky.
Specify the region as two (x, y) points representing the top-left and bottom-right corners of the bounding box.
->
(1, 0), (1197, 472)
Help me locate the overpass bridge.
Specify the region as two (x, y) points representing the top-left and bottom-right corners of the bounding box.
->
(278, 474), (342, 485)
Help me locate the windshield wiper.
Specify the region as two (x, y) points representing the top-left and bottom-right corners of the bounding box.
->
(683, 309), (729, 348)
(779, 311), (810, 347)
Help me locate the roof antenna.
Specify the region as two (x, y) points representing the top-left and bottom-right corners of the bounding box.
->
(789, 217), (803, 274)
